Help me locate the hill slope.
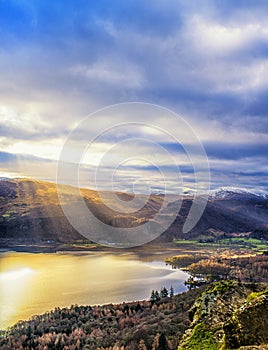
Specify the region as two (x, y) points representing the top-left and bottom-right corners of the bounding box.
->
(0, 179), (164, 247)
(0, 179), (267, 248)
(178, 281), (268, 350)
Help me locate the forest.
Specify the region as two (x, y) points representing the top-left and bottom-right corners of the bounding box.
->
(166, 250), (268, 285)
(0, 287), (205, 349)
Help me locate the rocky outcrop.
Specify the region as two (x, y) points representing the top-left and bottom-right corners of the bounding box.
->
(178, 281), (268, 350)
(224, 287), (268, 349)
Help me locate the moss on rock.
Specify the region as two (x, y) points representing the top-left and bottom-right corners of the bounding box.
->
(223, 289), (268, 349)
(178, 322), (218, 350)
(178, 281), (268, 350)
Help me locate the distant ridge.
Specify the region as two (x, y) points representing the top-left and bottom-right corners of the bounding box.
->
(208, 187), (267, 199)
(0, 178), (267, 249)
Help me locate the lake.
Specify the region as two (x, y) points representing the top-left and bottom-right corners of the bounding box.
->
(0, 251), (189, 330)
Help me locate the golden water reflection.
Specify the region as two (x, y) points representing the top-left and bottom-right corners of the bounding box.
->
(0, 252), (189, 329)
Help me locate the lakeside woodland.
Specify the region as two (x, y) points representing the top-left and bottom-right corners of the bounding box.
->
(1, 247), (268, 350)
(1, 280), (267, 350)
(166, 250), (268, 287)
(0, 286), (205, 350)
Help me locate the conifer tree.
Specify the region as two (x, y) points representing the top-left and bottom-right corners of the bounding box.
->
(160, 287), (168, 298)
(157, 333), (168, 350)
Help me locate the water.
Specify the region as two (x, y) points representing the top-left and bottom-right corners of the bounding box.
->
(0, 251), (189, 330)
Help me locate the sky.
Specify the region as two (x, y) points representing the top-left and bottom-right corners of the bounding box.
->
(0, 0), (268, 193)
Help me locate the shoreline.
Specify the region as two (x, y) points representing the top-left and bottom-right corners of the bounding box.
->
(0, 241), (212, 258)
(2, 239), (265, 258)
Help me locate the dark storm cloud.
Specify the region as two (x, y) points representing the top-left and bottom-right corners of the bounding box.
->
(204, 142), (268, 160)
(159, 141), (268, 162)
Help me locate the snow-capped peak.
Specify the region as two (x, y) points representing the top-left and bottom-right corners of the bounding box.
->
(208, 187), (267, 199)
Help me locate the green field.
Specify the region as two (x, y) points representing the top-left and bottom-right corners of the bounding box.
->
(173, 237), (268, 251)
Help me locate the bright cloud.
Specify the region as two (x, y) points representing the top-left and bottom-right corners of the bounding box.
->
(0, 0), (268, 192)
(188, 17), (268, 54)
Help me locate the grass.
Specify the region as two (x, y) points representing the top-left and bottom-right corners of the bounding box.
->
(215, 237), (268, 251)
(173, 239), (199, 245)
(174, 237), (268, 252)
(178, 322), (218, 350)
(247, 286), (268, 302)
(207, 280), (234, 295)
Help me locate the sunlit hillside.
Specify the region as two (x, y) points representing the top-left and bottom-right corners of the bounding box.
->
(0, 178), (267, 250)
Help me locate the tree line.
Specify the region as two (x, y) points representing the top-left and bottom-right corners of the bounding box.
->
(150, 286), (174, 303)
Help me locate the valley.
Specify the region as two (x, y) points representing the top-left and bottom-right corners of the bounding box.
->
(0, 179), (267, 251)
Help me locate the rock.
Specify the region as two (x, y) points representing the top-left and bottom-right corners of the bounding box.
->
(178, 281), (268, 350)
(224, 287), (268, 349)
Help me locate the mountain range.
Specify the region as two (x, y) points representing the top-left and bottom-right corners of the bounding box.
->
(0, 179), (267, 248)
